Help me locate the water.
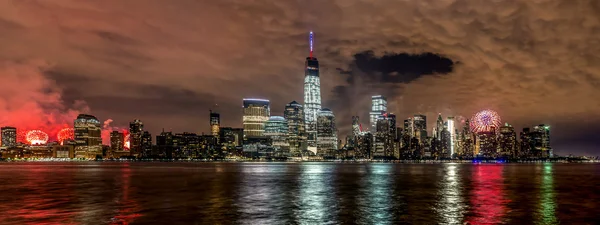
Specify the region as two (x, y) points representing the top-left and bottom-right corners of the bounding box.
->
(0, 162), (598, 224)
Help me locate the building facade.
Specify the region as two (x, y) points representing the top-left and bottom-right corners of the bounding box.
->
(316, 109), (337, 157)
(242, 98), (270, 138)
(284, 101), (306, 156)
(303, 32), (321, 152)
(1, 127), (17, 147)
(369, 95), (387, 131)
(265, 116), (289, 156)
(129, 119), (144, 157)
(210, 110), (220, 140)
(74, 114), (102, 158)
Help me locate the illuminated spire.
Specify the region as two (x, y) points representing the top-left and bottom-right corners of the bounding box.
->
(309, 31), (314, 58)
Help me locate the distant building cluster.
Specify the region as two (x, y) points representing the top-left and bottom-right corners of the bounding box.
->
(0, 32), (556, 160)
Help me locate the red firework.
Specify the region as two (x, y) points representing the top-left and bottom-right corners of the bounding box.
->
(470, 109), (502, 133)
(57, 128), (75, 145)
(17, 130), (27, 144)
(124, 134), (131, 150)
(26, 130), (49, 145)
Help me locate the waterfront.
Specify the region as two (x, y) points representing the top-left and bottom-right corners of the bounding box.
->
(0, 162), (598, 224)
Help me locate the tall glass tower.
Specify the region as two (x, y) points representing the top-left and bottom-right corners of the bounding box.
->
(370, 95), (387, 131)
(303, 31), (321, 152)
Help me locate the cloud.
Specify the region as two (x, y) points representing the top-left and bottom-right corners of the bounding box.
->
(0, 60), (89, 142)
(0, 0), (599, 154)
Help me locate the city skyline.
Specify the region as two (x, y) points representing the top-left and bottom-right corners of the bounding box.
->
(0, 1), (599, 156)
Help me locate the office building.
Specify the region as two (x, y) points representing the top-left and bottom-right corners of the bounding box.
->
(265, 116), (289, 156)
(74, 114), (102, 158)
(242, 98), (270, 138)
(369, 95), (387, 131)
(316, 108), (337, 157)
(498, 123), (517, 157)
(413, 114), (427, 144)
(210, 110), (220, 140)
(129, 119), (144, 157)
(110, 131), (124, 151)
(532, 124), (552, 158)
(284, 101), (306, 156)
(1, 127), (17, 147)
(303, 31), (321, 152)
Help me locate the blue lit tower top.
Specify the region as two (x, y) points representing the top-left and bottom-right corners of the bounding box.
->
(304, 31), (321, 150)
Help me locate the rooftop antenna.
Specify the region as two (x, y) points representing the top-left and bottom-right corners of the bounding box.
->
(309, 31), (314, 58)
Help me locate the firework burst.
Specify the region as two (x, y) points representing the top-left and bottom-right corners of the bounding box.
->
(470, 109), (501, 133)
(26, 130), (49, 145)
(57, 127), (75, 145)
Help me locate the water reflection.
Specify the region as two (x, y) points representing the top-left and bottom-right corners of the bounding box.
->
(296, 163), (337, 224)
(237, 164), (287, 224)
(436, 164), (466, 224)
(110, 164), (141, 224)
(467, 164), (509, 224)
(536, 163), (557, 225)
(358, 164), (394, 224)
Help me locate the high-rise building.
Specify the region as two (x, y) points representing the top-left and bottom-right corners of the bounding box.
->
(265, 116), (289, 156)
(284, 101), (306, 156)
(374, 114), (395, 158)
(74, 114), (102, 158)
(110, 131), (124, 151)
(129, 119), (144, 157)
(404, 118), (413, 137)
(369, 95), (387, 131)
(156, 130), (174, 158)
(316, 108), (337, 157)
(498, 123), (517, 157)
(303, 31), (321, 152)
(219, 127), (244, 154)
(413, 114), (427, 144)
(436, 114), (444, 140)
(532, 124), (552, 158)
(352, 116), (362, 137)
(210, 110), (220, 140)
(447, 116), (456, 157)
(242, 98), (270, 138)
(141, 131), (152, 157)
(1, 127), (17, 147)
(475, 130), (497, 157)
(520, 128), (532, 158)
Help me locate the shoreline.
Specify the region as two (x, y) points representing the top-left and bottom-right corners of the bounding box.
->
(0, 158), (597, 163)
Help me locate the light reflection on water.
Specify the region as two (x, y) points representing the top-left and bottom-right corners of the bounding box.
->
(436, 164), (466, 224)
(359, 164), (394, 224)
(536, 163), (558, 225)
(0, 162), (598, 224)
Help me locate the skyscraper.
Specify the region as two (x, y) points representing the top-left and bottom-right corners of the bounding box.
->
(374, 114), (395, 158)
(210, 110), (220, 139)
(316, 108), (337, 157)
(264, 116), (289, 156)
(1, 127), (17, 147)
(129, 119), (144, 157)
(242, 98), (270, 138)
(110, 131), (124, 151)
(413, 114), (427, 144)
(352, 116), (362, 137)
(532, 124), (552, 158)
(436, 114), (444, 140)
(447, 116), (456, 157)
(141, 131), (152, 157)
(498, 123), (517, 157)
(284, 101), (306, 156)
(303, 31), (321, 152)
(74, 114), (102, 158)
(370, 95), (387, 131)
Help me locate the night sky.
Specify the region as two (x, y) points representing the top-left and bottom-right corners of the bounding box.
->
(0, 0), (599, 156)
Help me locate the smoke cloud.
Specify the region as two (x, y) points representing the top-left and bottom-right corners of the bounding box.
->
(101, 119), (129, 145)
(0, 60), (89, 142)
